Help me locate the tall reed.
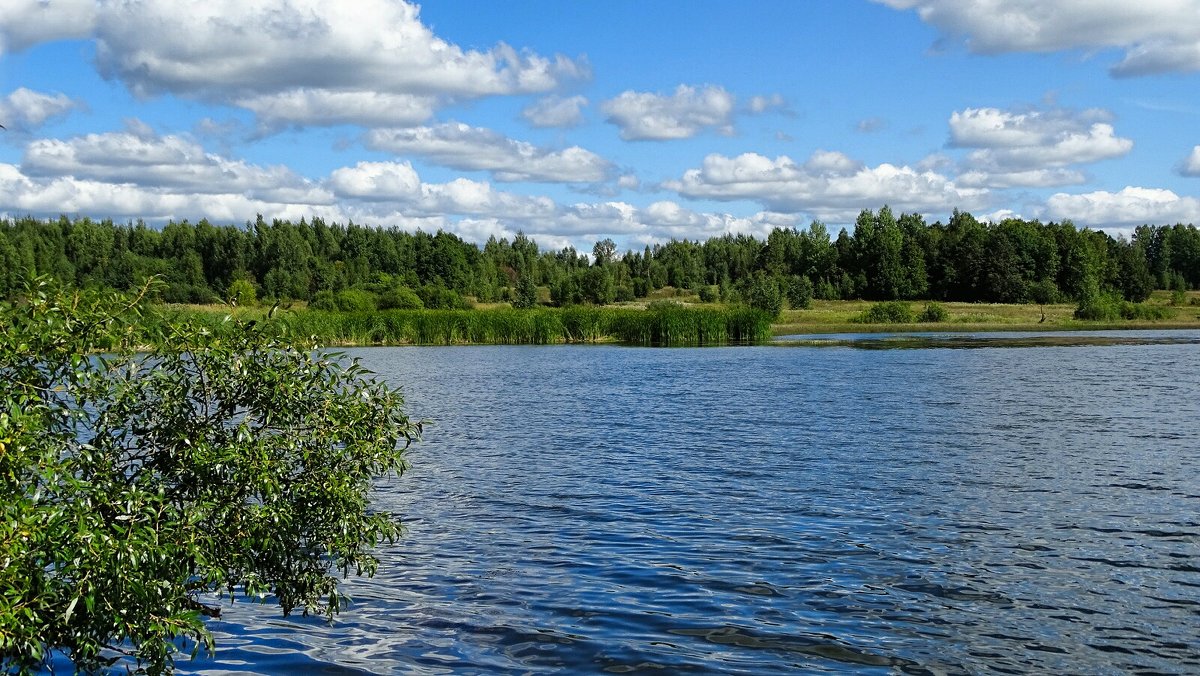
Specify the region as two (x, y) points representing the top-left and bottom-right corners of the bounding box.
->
(224, 305), (774, 346)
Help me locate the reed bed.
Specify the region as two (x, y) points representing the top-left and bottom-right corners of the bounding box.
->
(275, 306), (773, 346)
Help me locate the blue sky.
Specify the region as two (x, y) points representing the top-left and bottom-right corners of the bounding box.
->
(2, 0), (1200, 252)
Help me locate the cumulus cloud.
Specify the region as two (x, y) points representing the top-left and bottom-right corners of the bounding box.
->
(0, 0), (96, 54)
(0, 88), (79, 132)
(0, 134), (822, 249)
(601, 85), (736, 141)
(365, 122), (613, 183)
(3, 1), (585, 129)
(0, 162), (343, 224)
(957, 168), (1086, 189)
(521, 95), (588, 128)
(21, 127), (330, 204)
(1179, 145), (1200, 176)
(1043, 186), (1200, 226)
(325, 161), (787, 244)
(949, 107), (1133, 187)
(664, 150), (988, 221)
(874, 0), (1200, 77)
(238, 90), (438, 130)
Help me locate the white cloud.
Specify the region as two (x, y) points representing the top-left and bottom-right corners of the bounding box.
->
(0, 88), (78, 131)
(21, 128), (330, 204)
(746, 94), (787, 114)
(0, 0), (96, 54)
(0, 163), (343, 224)
(1043, 186), (1200, 226)
(4, 1), (585, 129)
(1179, 145), (1200, 176)
(875, 0), (1200, 76)
(957, 168), (1086, 189)
(601, 85), (735, 141)
(328, 161), (422, 201)
(949, 107), (1133, 187)
(664, 150), (988, 221)
(521, 95), (588, 128)
(238, 90), (437, 130)
(365, 122), (613, 183)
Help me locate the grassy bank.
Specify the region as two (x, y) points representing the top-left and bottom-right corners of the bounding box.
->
(772, 292), (1200, 336)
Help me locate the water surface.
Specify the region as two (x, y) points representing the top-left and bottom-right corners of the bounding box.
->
(187, 339), (1200, 674)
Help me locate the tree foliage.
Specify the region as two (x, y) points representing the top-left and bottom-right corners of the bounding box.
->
(0, 279), (419, 674)
(2, 211), (1199, 309)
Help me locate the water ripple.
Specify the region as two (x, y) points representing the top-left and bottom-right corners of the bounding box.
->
(179, 341), (1200, 674)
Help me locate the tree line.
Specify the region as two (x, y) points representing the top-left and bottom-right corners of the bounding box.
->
(2, 207), (1198, 309)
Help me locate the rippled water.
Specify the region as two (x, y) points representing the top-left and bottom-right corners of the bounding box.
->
(184, 337), (1200, 674)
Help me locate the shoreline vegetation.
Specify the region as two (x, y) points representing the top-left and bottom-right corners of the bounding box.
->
(6, 209), (1200, 346)
(164, 288), (1200, 347)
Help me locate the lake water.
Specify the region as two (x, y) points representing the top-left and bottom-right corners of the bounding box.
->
(186, 336), (1200, 674)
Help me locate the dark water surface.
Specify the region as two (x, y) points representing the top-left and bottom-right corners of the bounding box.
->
(188, 340), (1200, 674)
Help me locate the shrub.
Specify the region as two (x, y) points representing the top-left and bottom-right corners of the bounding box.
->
(0, 279), (418, 673)
(856, 301), (915, 324)
(418, 285), (471, 310)
(1074, 292), (1121, 321)
(744, 274), (783, 318)
(1119, 302), (1176, 321)
(227, 278), (257, 306)
(917, 302), (948, 323)
(697, 285), (719, 303)
(785, 275), (813, 310)
(309, 289), (338, 311)
(378, 286), (424, 310)
(334, 288), (378, 312)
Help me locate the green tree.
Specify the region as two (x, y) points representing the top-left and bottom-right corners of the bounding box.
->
(744, 273), (783, 318)
(0, 280), (419, 673)
(513, 274), (538, 309)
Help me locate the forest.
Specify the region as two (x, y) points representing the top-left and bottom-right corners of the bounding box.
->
(2, 207), (1198, 311)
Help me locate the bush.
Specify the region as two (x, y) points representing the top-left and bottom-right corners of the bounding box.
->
(785, 275), (813, 310)
(1120, 302), (1176, 321)
(697, 285), (719, 303)
(917, 302), (949, 323)
(856, 301), (916, 324)
(378, 286), (424, 310)
(0, 279), (418, 673)
(744, 274), (783, 318)
(1171, 288), (1188, 306)
(418, 286), (471, 310)
(1074, 292), (1121, 321)
(161, 283), (216, 305)
(334, 288), (378, 312)
(227, 278), (257, 306)
(309, 289), (338, 311)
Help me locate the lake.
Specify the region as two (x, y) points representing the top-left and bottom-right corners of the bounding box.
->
(186, 336), (1200, 674)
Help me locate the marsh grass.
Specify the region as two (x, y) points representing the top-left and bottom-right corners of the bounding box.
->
(272, 305), (773, 346)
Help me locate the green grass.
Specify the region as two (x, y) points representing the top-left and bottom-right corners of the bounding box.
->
(772, 297), (1200, 335)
